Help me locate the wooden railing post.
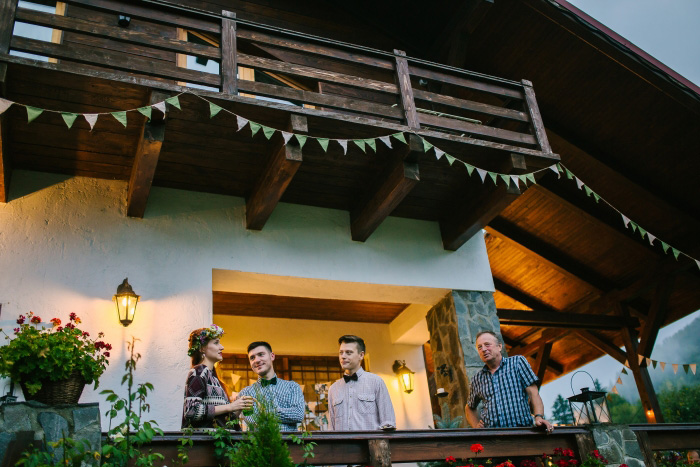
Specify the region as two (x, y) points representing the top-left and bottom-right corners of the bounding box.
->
(368, 439), (391, 467)
(220, 10), (237, 94)
(521, 79), (552, 153)
(393, 49), (420, 129)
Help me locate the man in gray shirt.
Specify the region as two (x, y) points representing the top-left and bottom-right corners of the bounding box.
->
(327, 335), (396, 431)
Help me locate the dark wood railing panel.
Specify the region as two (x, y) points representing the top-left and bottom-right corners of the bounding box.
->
(418, 112), (539, 146)
(413, 88), (530, 122)
(409, 64), (525, 100)
(630, 423), (700, 450)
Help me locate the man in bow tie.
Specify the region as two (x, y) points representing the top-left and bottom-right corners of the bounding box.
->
(238, 341), (304, 431)
(327, 335), (396, 431)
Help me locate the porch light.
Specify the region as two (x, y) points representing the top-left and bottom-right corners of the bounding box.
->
(113, 278), (140, 327)
(393, 360), (415, 394)
(567, 371), (611, 425)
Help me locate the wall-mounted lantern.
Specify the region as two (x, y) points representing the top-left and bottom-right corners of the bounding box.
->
(393, 360), (415, 394)
(113, 278), (140, 327)
(567, 371), (611, 425)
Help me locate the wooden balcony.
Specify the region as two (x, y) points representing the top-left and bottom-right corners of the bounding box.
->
(0, 0), (559, 249)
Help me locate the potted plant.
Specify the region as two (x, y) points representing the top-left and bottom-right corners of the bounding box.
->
(0, 311), (111, 404)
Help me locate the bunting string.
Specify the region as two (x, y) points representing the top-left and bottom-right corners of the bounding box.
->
(609, 356), (698, 395)
(0, 90), (698, 271)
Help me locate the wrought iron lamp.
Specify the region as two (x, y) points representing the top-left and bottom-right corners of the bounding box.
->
(113, 278), (140, 327)
(567, 371), (611, 425)
(393, 360), (415, 394)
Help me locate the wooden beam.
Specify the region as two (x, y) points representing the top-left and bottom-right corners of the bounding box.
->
(220, 10), (237, 95)
(497, 309), (638, 330)
(0, 56), (9, 202)
(503, 333), (563, 375)
(534, 341), (553, 387)
(246, 114), (307, 230)
(126, 91), (168, 218)
(351, 134), (422, 242)
(493, 277), (558, 313)
(621, 326), (664, 423)
(573, 330), (627, 365)
(393, 49), (419, 129)
(638, 276), (675, 357)
(521, 80), (552, 153)
(509, 329), (568, 357)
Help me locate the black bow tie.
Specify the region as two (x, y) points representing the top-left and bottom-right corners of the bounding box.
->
(343, 373), (358, 383)
(260, 377), (277, 387)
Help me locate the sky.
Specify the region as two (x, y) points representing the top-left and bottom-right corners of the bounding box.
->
(566, 0), (700, 86)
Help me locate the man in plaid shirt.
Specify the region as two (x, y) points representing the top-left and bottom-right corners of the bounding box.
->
(465, 331), (553, 432)
(238, 341), (304, 431)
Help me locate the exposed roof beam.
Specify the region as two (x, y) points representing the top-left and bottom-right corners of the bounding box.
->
(509, 329), (568, 358)
(429, 0), (494, 60)
(493, 276), (558, 313)
(351, 134), (422, 242)
(497, 308), (638, 330)
(573, 330), (627, 365)
(534, 340), (553, 387)
(638, 276), (675, 358)
(246, 114), (307, 230)
(502, 332), (563, 375)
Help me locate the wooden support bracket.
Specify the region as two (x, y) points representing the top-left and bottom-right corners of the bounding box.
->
(126, 91), (168, 218)
(638, 276), (675, 357)
(351, 133), (422, 242)
(368, 439), (391, 467)
(534, 340), (553, 387)
(246, 114), (307, 230)
(621, 326), (664, 423)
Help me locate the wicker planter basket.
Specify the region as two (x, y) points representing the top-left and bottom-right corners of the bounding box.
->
(20, 373), (86, 405)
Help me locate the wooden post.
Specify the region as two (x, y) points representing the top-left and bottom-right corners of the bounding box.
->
(521, 79), (552, 153)
(220, 10), (237, 95)
(393, 49), (419, 129)
(621, 326), (664, 423)
(635, 431), (658, 467)
(368, 439), (391, 467)
(574, 432), (596, 458)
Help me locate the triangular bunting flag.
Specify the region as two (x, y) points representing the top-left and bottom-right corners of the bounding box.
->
(672, 363), (679, 374)
(696, 259), (700, 272)
(630, 222), (638, 233)
(337, 139), (348, 155)
(465, 164), (475, 176)
(365, 138), (376, 152)
(477, 168), (488, 183)
(489, 172), (498, 185)
(652, 360), (657, 369)
(26, 106), (44, 123)
(565, 168), (574, 180)
(236, 116), (248, 131)
(672, 248), (680, 260)
(378, 136), (392, 148)
(295, 134), (307, 149)
(612, 386), (618, 394)
(661, 241), (670, 254)
(0, 98), (13, 114)
(638, 355), (644, 364)
(281, 132), (293, 145)
(137, 106), (152, 121)
(316, 138), (329, 152)
(84, 114), (98, 130)
(445, 154), (456, 166)
(575, 177), (584, 190)
(548, 164), (560, 177)
(434, 147), (445, 160)
(584, 186), (594, 197)
(616, 377), (622, 384)
(422, 138), (433, 153)
(165, 95), (181, 110)
(392, 132), (407, 144)
(638, 226), (647, 239)
(500, 174), (511, 187)
(624, 359), (629, 368)
(592, 193), (601, 203)
(511, 175), (520, 188)
(111, 111), (127, 128)
(691, 364), (697, 375)
(209, 102), (222, 118)
(621, 214), (631, 228)
(262, 125), (275, 140)
(519, 174), (528, 186)
(61, 112), (78, 129)
(683, 364), (690, 374)
(353, 139), (366, 153)
(646, 357), (652, 367)
(152, 101), (166, 117)
(526, 173), (536, 185)
(621, 368), (628, 375)
(647, 233), (656, 245)
(660, 361), (666, 371)
(249, 121), (261, 137)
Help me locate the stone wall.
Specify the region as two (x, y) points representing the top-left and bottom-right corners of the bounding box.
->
(0, 402), (101, 465)
(589, 424), (646, 467)
(426, 290), (504, 426)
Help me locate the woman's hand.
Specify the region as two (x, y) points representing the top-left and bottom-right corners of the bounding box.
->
(229, 395), (254, 413)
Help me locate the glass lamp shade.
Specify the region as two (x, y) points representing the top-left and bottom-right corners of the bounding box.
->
(393, 360), (415, 394)
(567, 387), (611, 425)
(113, 278), (140, 327)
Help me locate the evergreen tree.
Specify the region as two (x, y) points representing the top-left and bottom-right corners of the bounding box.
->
(550, 394), (574, 424)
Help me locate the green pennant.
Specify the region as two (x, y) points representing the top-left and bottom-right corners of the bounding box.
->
(165, 96), (181, 110)
(489, 172), (498, 185)
(593, 193), (601, 203)
(661, 241), (670, 254)
(556, 163), (563, 173)
(565, 168), (574, 180)
(249, 122), (261, 137)
(295, 134), (307, 149)
(629, 221), (638, 233)
(445, 154), (455, 166)
(422, 138), (433, 153)
(465, 163), (475, 176)
(365, 138), (377, 152)
(584, 186), (594, 197)
(683, 364), (690, 374)
(61, 112), (78, 129)
(262, 125), (276, 140)
(652, 360), (657, 369)
(637, 226), (647, 239)
(137, 106), (152, 121)
(111, 111), (128, 127)
(26, 106), (44, 123)
(209, 102), (223, 118)
(519, 174), (528, 186)
(317, 138), (330, 152)
(672, 248), (680, 260)
(526, 173), (536, 185)
(353, 139), (366, 153)
(500, 174), (511, 187)
(621, 368), (628, 375)
(392, 132), (407, 144)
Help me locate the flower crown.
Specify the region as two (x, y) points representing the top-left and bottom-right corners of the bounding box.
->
(187, 324), (224, 356)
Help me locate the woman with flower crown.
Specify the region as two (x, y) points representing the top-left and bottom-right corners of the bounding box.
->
(182, 325), (254, 428)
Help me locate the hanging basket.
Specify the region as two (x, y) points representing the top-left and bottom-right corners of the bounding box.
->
(20, 372), (86, 405)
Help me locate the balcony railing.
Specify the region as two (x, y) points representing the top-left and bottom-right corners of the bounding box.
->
(0, 0), (552, 156)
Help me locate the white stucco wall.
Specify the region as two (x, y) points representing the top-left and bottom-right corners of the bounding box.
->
(0, 170), (493, 430)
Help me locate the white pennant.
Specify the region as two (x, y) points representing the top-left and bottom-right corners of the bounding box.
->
(612, 386), (618, 394)
(434, 147), (445, 160)
(337, 139), (348, 155)
(510, 175), (520, 189)
(622, 214), (631, 228)
(0, 98), (12, 114)
(477, 168), (488, 183)
(378, 136), (392, 149)
(695, 259), (700, 272)
(83, 114), (99, 130)
(672, 363), (679, 374)
(236, 116), (248, 131)
(646, 357), (652, 367)
(691, 363), (697, 375)
(153, 101), (167, 117)
(638, 354), (644, 365)
(548, 164), (560, 178)
(660, 361), (666, 371)
(281, 132), (293, 144)
(575, 177), (584, 190)
(647, 233), (656, 245)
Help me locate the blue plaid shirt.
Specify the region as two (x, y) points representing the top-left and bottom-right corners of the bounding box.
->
(238, 376), (304, 431)
(467, 355), (538, 428)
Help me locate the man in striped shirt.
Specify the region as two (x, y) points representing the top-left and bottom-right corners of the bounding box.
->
(328, 335), (396, 431)
(465, 331), (553, 432)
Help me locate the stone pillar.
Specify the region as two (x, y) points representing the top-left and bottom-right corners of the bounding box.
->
(588, 424), (647, 467)
(0, 402), (101, 466)
(426, 290), (505, 426)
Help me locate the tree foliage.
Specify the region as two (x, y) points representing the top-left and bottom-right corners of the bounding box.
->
(550, 394), (574, 425)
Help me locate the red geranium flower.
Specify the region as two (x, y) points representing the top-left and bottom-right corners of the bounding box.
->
(620, 464), (628, 467)
(446, 456), (457, 463)
(50, 318), (61, 327)
(471, 444), (484, 454)
(569, 460), (579, 466)
(69, 312), (77, 321)
(16, 315), (25, 324)
(557, 459), (569, 467)
(56, 326), (63, 332)
(564, 449), (575, 458)
(554, 448), (564, 456)
(30, 316), (41, 324)
(82, 331), (90, 337)
(104, 352), (110, 358)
